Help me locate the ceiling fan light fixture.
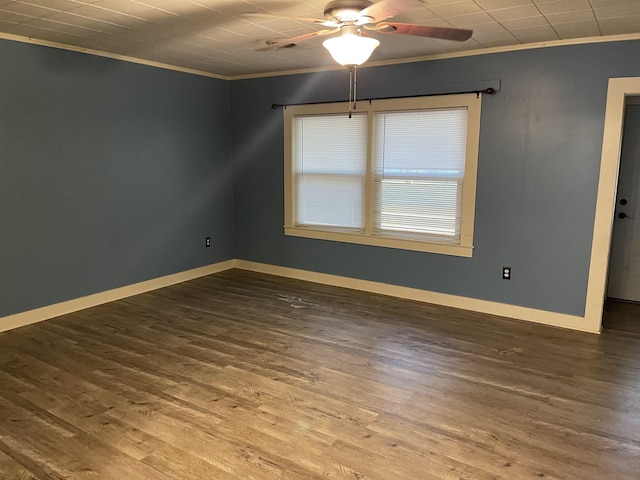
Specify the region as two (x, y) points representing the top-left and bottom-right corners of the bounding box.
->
(322, 29), (380, 66)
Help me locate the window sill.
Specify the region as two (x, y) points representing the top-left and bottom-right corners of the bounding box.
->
(284, 226), (473, 257)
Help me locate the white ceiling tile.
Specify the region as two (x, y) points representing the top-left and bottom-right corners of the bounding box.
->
(594, 3), (640, 18)
(135, 0), (187, 7)
(428, 0), (483, 18)
(20, 0), (83, 11)
(226, 19), (284, 37)
(76, 36), (126, 52)
(201, 24), (251, 42)
(247, 17), (314, 34)
(475, 0), (532, 9)
(399, 16), (453, 28)
(91, 0), (154, 16)
(545, 9), (595, 25)
(158, 1), (207, 15)
(178, 31), (224, 46)
(552, 19), (601, 38)
(0, 8), (35, 23)
(598, 14), (640, 34)
(392, 8), (439, 24)
(589, 0), (640, 7)
(118, 27), (169, 41)
(255, 2), (320, 17)
(68, 4), (135, 23)
(27, 15), (98, 32)
(421, 0), (474, 6)
(43, 11), (132, 32)
(500, 15), (550, 30)
(135, 8), (179, 24)
(445, 11), (495, 27)
(2, 1), (59, 17)
(470, 22), (518, 43)
(534, 0), (591, 15)
(1, 22), (48, 36)
(488, 4), (541, 21)
(474, 36), (520, 47)
(469, 21), (511, 34)
(509, 23), (558, 42)
(38, 31), (100, 46)
(222, 2), (288, 16)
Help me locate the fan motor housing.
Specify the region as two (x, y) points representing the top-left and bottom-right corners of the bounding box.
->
(323, 0), (372, 21)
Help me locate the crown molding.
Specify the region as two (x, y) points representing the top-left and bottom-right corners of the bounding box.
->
(1, 30), (639, 82)
(0, 32), (231, 81)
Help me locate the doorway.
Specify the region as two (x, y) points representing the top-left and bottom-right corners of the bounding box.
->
(582, 78), (640, 333)
(607, 98), (640, 303)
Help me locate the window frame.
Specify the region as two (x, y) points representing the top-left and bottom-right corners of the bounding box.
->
(284, 93), (482, 257)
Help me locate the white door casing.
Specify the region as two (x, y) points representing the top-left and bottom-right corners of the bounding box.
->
(585, 77), (640, 333)
(608, 105), (640, 302)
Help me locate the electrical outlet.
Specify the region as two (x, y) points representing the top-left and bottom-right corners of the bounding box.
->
(205, 237), (211, 248)
(502, 266), (511, 280)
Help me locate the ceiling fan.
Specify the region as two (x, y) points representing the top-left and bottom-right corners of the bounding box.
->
(246, 0), (473, 65)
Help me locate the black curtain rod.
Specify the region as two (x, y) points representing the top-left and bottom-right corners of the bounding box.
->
(271, 87), (495, 109)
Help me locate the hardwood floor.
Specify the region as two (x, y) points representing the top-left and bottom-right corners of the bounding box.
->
(0, 269), (639, 479)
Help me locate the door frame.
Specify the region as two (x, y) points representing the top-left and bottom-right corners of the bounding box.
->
(586, 77), (640, 332)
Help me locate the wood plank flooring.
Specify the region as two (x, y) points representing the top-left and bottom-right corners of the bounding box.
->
(0, 269), (639, 479)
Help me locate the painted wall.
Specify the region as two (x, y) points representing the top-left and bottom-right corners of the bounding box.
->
(0, 40), (233, 318)
(231, 40), (640, 317)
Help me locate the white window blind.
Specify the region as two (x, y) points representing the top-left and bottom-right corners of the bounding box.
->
(293, 113), (367, 230)
(373, 108), (468, 241)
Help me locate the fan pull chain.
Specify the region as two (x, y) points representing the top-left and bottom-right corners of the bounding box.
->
(348, 66), (358, 118)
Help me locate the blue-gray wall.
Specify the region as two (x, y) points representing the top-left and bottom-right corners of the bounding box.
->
(231, 40), (640, 317)
(0, 40), (233, 318)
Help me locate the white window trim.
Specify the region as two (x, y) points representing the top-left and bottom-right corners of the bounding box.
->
(284, 93), (482, 257)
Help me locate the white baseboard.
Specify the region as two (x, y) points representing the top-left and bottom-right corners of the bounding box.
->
(234, 260), (600, 334)
(0, 258), (599, 334)
(0, 260), (236, 333)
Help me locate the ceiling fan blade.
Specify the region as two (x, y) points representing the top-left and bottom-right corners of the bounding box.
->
(256, 29), (338, 51)
(241, 12), (340, 28)
(357, 0), (419, 24)
(376, 22), (473, 41)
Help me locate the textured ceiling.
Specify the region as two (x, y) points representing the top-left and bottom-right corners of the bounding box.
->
(0, 0), (639, 78)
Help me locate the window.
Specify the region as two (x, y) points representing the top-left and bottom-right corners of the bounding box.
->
(284, 94), (482, 257)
